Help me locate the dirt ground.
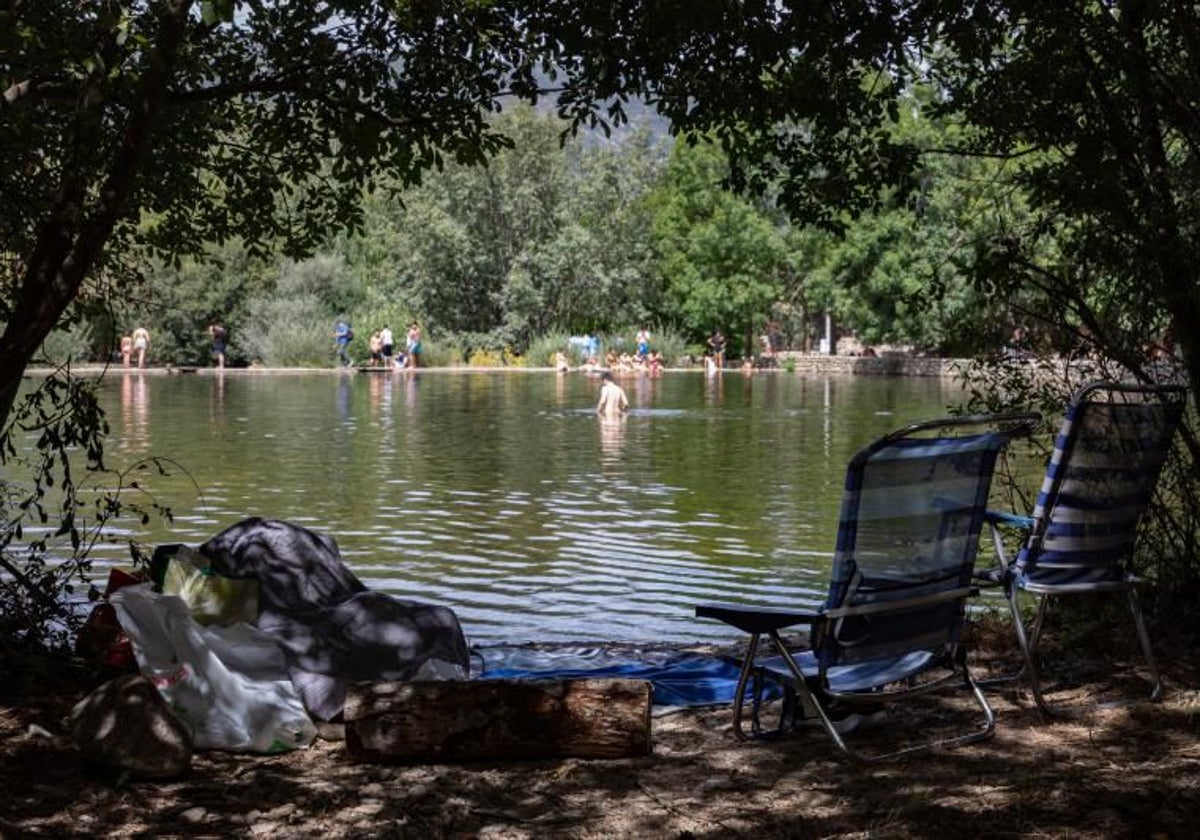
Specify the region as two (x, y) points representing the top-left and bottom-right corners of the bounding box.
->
(3, 627), (1200, 839)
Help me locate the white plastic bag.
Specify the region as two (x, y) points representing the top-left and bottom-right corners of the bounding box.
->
(110, 584), (316, 753)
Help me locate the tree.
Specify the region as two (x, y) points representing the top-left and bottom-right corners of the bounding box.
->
(648, 139), (786, 354)
(0, 0), (567, 427)
(372, 105), (664, 350)
(135, 240), (273, 366)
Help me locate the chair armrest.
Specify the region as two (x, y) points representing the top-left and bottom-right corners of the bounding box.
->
(984, 509), (1034, 529)
(695, 603), (819, 635)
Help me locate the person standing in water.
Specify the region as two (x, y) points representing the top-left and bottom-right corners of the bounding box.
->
(595, 371), (629, 417)
(333, 318), (352, 367)
(380, 324), (395, 367)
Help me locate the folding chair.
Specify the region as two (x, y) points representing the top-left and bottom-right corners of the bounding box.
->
(696, 413), (1038, 762)
(982, 380), (1187, 716)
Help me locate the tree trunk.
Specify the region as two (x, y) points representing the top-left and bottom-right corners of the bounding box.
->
(344, 678), (653, 763)
(0, 0), (195, 432)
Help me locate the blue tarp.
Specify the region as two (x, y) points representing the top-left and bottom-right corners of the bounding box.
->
(474, 645), (776, 707)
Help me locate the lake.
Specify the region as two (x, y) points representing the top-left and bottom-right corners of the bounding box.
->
(73, 369), (964, 644)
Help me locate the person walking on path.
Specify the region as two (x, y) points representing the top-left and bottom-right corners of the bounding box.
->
(209, 323), (228, 369)
(595, 371), (629, 417)
(132, 326), (151, 368)
(333, 319), (353, 367)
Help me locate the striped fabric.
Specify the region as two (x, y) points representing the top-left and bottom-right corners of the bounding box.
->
(817, 432), (1008, 669)
(1016, 385), (1186, 588)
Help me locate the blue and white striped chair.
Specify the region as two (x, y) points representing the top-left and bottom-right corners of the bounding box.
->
(984, 380), (1187, 716)
(696, 413), (1037, 762)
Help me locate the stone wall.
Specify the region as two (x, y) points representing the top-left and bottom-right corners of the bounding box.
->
(774, 352), (960, 378)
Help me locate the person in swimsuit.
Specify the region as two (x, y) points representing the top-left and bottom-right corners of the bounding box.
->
(132, 326), (151, 368)
(406, 323), (422, 368)
(596, 371), (629, 417)
(707, 329), (726, 369)
(209, 323), (228, 369)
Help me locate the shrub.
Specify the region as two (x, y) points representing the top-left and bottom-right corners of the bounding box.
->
(241, 293), (331, 367)
(0, 368), (174, 650)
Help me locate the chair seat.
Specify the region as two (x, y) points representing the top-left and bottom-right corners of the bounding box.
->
(1017, 568), (1137, 592)
(760, 650), (938, 694)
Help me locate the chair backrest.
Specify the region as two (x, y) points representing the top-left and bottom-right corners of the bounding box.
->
(1016, 381), (1188, 584)
(818, 414), (1036, 668)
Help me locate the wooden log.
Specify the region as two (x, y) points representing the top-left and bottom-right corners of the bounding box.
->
(344, 678), (652, 763)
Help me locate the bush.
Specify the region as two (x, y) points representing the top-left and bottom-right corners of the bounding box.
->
(0, 368), (173, 650)
(241, 292), (332, 366)
(525, 332), (574, 368)
(37, 320), (99, 366)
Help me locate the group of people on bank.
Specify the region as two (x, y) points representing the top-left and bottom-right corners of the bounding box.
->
(116, 323), (228, 369)
(118, 326), (152, 368)
(334, 321), (422, 369)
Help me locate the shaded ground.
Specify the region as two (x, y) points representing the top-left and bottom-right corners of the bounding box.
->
(3, 626), (1200, 839)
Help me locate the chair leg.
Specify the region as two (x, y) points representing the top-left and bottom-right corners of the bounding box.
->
(729, 633), (761, 740)
(1128, 587), (1163, 703)
(978, 584), (1031, 689)
(761, 632), (853, 757)
(1007, 585), (1058, 717)
(1028, 595), (1051, 650)
(1013, 587), (1162, 716)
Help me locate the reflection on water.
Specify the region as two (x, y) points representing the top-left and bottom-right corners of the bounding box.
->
(117, 372), (150, 455)
(83, 370), (961, 644)
(597, 414), (626, 468)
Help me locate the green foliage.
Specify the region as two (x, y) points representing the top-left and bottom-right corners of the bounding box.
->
(525, 332), (576, 368)
(128, 239), (274, 367)
(239, 256), (355, 367)
(647, 139), (786, 354)
(36, 321), (97, 367)
(384, 105), (667, 351)
(0, 368), (173, 649)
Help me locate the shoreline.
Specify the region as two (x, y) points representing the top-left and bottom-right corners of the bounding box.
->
(31, 353), (972, 379)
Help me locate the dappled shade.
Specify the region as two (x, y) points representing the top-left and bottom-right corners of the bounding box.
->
(199, 518), (470, 721)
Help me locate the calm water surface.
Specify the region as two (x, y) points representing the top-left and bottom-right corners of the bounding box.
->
(80, 369), (963, 644)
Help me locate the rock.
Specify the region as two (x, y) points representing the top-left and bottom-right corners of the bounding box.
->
(69, 674), (193, 779)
